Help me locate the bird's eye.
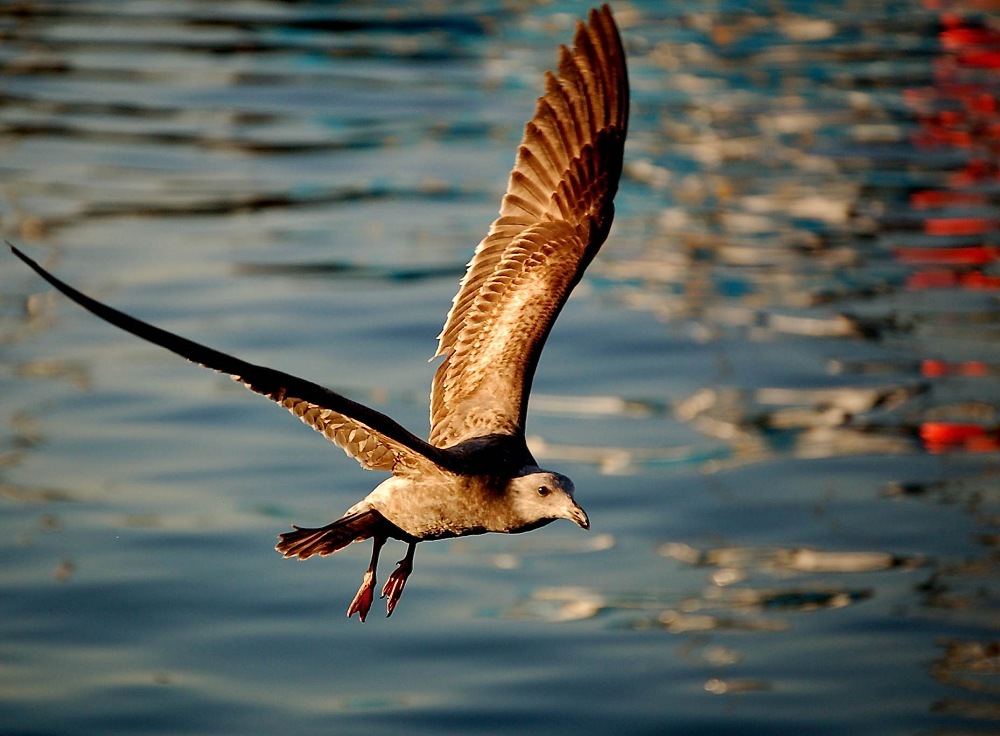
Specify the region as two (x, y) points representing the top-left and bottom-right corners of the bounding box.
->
(537, 486), (551, 497)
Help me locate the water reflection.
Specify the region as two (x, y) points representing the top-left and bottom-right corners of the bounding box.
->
(3, 0), (1000, 733)
(601, 0), (1000, 468)
(897, 472), (1000, 724)
(509, 541), (905, 624)
(515, 0), (1000, 723)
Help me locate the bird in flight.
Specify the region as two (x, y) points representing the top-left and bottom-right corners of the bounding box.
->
(10, 4), (628, 622)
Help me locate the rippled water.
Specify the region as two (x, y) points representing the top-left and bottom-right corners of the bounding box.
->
(3, 1), (999, 734)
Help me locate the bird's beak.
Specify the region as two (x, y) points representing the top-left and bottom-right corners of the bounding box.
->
(567, 500), (590, 530)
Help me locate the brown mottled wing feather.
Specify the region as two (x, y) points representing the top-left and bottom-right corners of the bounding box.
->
(276, 509), (397, 559)
(430, 5), (628, 447)
(10, 245), (453, 475)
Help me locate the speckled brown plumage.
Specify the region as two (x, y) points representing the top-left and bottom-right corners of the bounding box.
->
(431, 5), (628, 448)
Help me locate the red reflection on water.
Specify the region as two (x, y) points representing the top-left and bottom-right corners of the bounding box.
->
(894, 245), (997, 265)
(923, 217), (998, 236)
(920, 421), (1000, 453)
(899, 13), (1000, 294)
(906, 269), (1000, 290)
(909, 190), (988, 208)
(920, 359), (992, 377)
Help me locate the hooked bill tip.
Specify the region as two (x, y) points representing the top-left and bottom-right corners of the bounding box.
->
(571, 504), (590, 530)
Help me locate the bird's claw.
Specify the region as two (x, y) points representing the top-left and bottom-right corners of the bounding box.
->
(381, 557), (413, 618)
(347, 570), (376, 622)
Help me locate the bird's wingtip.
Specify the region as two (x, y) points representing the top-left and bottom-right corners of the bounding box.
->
(8, 241), (38, 270)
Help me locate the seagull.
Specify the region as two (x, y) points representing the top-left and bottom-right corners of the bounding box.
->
(10, 4), (628, 621)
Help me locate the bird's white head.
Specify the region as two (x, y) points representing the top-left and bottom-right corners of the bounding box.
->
(508, 470), (589, 531)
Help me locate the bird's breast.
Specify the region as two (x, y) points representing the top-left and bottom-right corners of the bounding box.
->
(372, 474), (512, 540)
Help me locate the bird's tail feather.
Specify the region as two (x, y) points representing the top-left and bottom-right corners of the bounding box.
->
(276, 509), (382, 560)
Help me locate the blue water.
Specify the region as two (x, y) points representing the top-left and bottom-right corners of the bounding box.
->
(3, 1), (999, 734)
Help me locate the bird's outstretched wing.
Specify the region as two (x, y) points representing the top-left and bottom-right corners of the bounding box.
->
(430, 5), (628, 448)
(10, 245), (454, 475)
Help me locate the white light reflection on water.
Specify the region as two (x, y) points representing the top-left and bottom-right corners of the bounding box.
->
(2, 1), (999, 734)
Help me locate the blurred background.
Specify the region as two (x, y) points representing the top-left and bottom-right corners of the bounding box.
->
(2, 0), (999, 733)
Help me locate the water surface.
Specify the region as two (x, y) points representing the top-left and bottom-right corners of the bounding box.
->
(3, 1), (999, 734)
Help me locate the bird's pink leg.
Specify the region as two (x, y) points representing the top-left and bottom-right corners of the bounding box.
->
(382, 542), (416, 618)
(347, 535), (386, 623)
